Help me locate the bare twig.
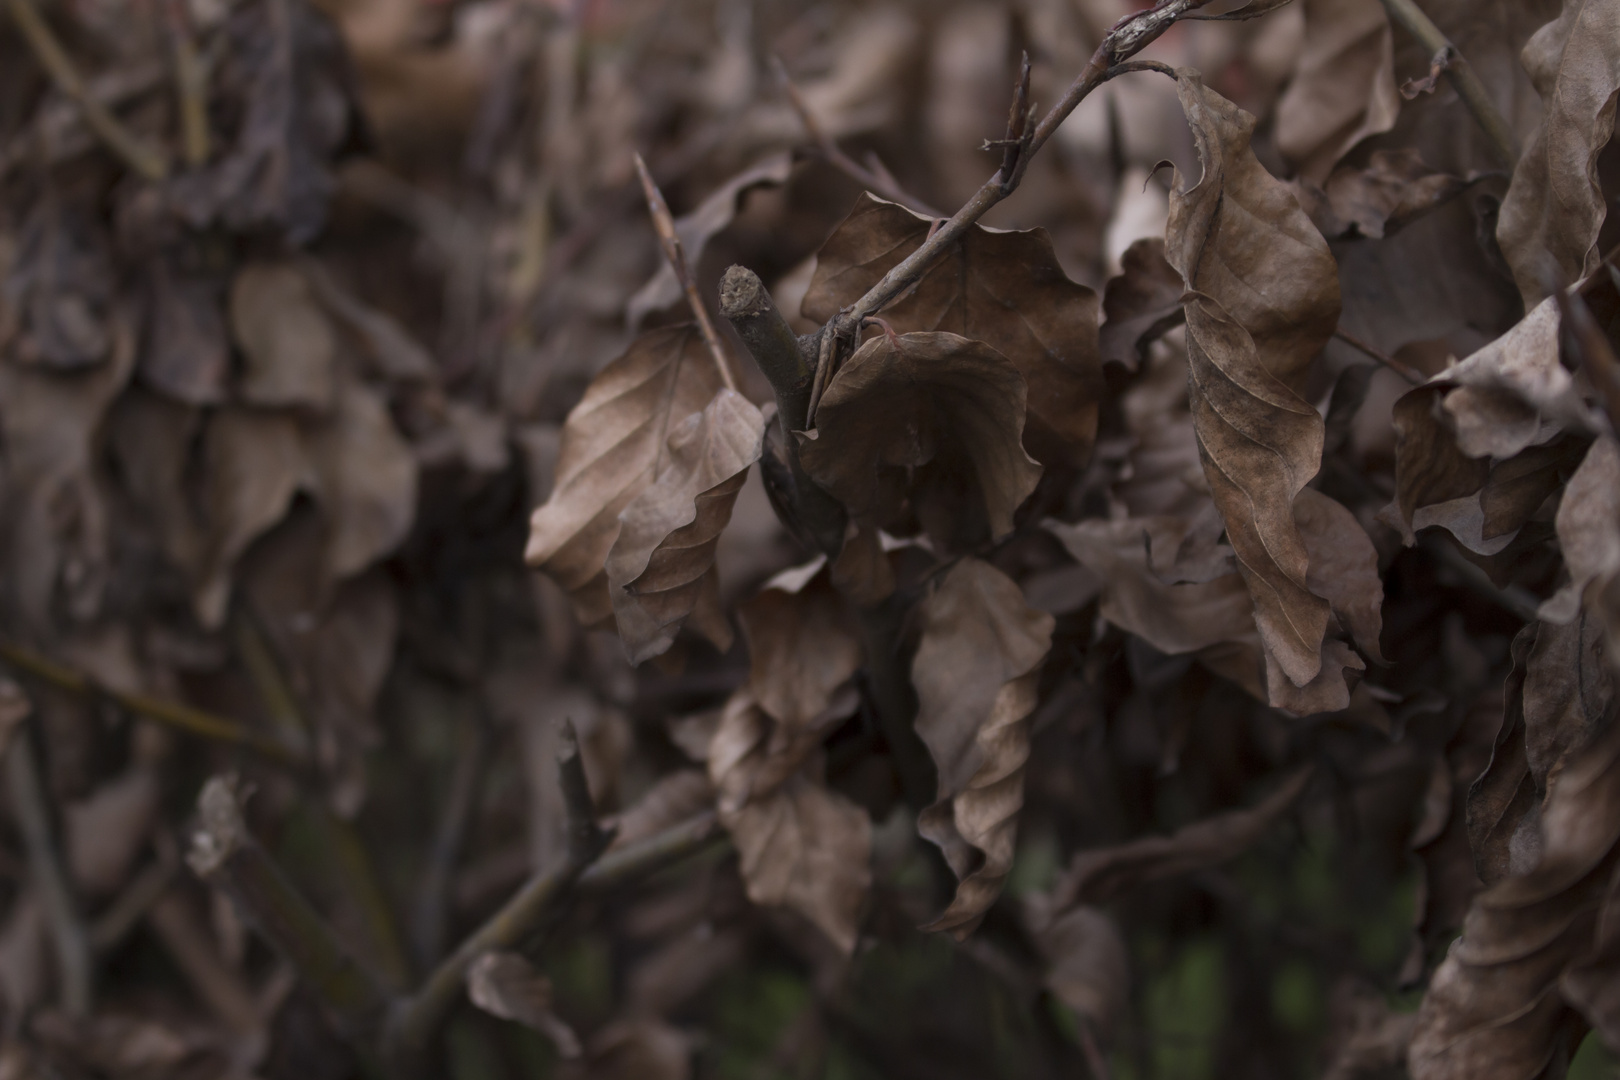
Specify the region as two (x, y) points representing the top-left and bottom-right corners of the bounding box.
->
(575, 809), (723, 893)
(410, 712), (491, 969)
(990, 53), (1035, 188)
(161, 0), (209, 166)
(1374, 0), (1517, 167)
(1332, 328), (1426, 385)
(0, 640), (308, 768)
(6, 726), (93, 1016)
(771, 56), (945, 218)
(188, 776), (392, 1044)
(5, 0), (170, 180)
(633, 153), (739, 393)
(383, 721), (614, 1067)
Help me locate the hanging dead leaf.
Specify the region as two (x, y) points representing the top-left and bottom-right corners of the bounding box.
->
(1026, 903), (1130, 1038)
(1301, 149), (1471, 239)
(1053, 766), (1312, 907)
(1410, 712), (1620, 1079)
(797, 331), (1041, 551)
(1294, 488), (1385, 663)
(1274, 0), (1400, 182)
(467, 951), (582, 1057)
(912, 558), (1053, 938)
(1540, 436), (1620, 623)
(802, 195), (1103, 467)
(1496, 0), (1620, 307)
(1164, 71), (1343, 694)
(1561, 860), (1620, 1054)
(527, 326), (724, 629)
(604, 389), (764, 663)
(1098, 237), (1186, 372)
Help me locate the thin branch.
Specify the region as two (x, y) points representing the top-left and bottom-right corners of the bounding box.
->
(384, 721), (614, 1067)
(1332, 328), (1426, 385)
(770, 56), (945, 218)
(1374, 0), (1517, 167)
(842, 2), (1210, 329)
(0, 640), (308, 768)
(6, 725), (93, 1016)
(410, 711), (491, 970)
(188, 776), (393, 1045)
(575, 809), (723, 893)
(633, 153), (740, 392)
(161, 0), (209, 166)
(5, 0), (170, 180)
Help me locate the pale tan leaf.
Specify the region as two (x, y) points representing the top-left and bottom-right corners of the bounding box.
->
(527, 326), (724, 628)
(605, 389), (763, 663)
(803, 194), (1103, 467)
(229, 261), (337, 411)
(1164, 71), (1342, 692)
(1497, 0), (1620, 307)
(1275, 0), (1400, 182)
(913, 558), (1053, 938)
(467, 951), (582, 1057)
(798, 331), (1041, 551)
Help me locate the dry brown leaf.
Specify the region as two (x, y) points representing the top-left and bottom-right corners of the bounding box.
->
(739, 573), (861, 734)
(1026, 904), (1129, 1038)
(605, 389), (764, 663)
(1540, 434), (1620, 623)
(1302, 149), (1471, 239)
(912, 558), (1053, 938)
(527, 326), (724, 628)
(65, 768), (160, 896)
(1410, 712), (1620, 1079)
(230, 261), (338, 411)
(1294, 488), (1385, 664)
(140, 259), (229, 405)
(1561, 860), (1620, 1054)
(797, 331), (1041, 551)
(586, 1018), (692, 1080)
(1274, 0), (1400, 182)
(1164, 71), (1342, 693)
(1098, 238), (1186, 372)
(802, 195), (1103, 468)
(466, 951), (582, 1057)
(1054, 766), (1313, 907)
(1496, 0), (1620, 307)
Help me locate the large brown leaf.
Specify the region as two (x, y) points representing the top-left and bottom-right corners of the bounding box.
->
(527, 326), (725, 628)
(1274, 0), (1400, 182)
(797, 331), (1041, 552)
(604, 389), (765, 663)
(1497, 0), (1620, 307)
(1410, 713), (1620, 1079)
(1163, 72), (1343, 693)
(912, 558), (1053, 938)
(802, 195), (1102, 468)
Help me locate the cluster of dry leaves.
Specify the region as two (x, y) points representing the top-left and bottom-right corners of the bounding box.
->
(3, 0), (1620, 1075)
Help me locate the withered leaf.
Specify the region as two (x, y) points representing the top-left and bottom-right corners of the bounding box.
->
(1540, 434), (1620, 623)
(1302, 149), (1470, 240)
(605, 389), (764, 663)
(803, 195), (1103, 467)
(1561, 860), (1620, 1054)
(1274, 0), (1401, 183)
(912, 558), (1053, 938)
(467, 951), (582, 1057)
(739, 571), (861, 733)
(1294, 488), (1385, 664)
(2, 203), (116, 371)
(1410, 713), (1620, 1079)
(797, 331), (1041, 551)
(230, 261), (338, 411)
(1053, 766), (1312, 907)
(1164, 71), (1342, 691)
(1027, 904), (1129, 1038)
(1098, 238), (1186, 372)
(527, 326), (724, 628)
(140, 259), (229, 404)
(1496, 0), (1620, 307)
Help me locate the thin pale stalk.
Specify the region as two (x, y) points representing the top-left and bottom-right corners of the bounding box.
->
(633, 153), (740, 392)
(5, 0), (169, 180)
(1375, 0), (1518, 167)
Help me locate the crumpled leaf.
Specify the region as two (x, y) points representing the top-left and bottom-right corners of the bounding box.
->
(527, 326), (724, 629)
(1163, 72), (1343, 693)
(1539, 434), (1620, 623)
(467, 951), (583, 1057)
(1098, 238), (1186, 372)
(912, 558), (1053, 938)
(1052, 766), (1313, 907)
(1410, 710), (1620, 1079)
(605, 389), (764, 663)
(707, 571), (867, 953)
(1496, 0), (1620, 307)
(1561, 859), (1620, 1053)
(803, 194), (1103, 467)
(1294, 487), (1385, 664)
(1025, 903), (1130, 1039)
(1301, 149), (1471, 239)
(627, 153), (793, 327)
(797, 331), (1041, 551)
(1274, 0), (1400, 182)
